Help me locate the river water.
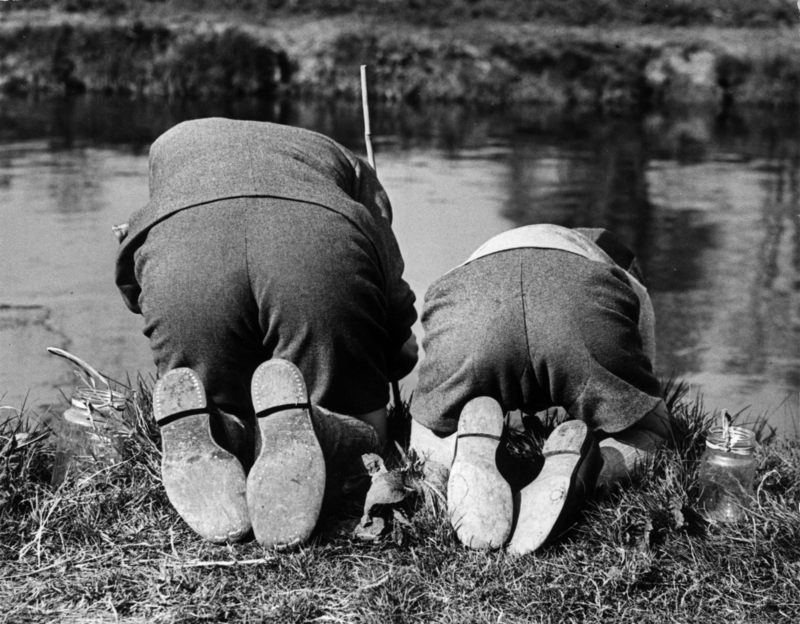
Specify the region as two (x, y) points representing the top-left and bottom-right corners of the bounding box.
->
(0, 96), (798, 436)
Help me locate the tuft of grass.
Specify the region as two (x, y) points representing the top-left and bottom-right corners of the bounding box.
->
(1, 377), (799, 622)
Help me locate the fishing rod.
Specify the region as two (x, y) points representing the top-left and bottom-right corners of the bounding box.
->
(360, 65), (376, 172)
(360, 65), (403, 410)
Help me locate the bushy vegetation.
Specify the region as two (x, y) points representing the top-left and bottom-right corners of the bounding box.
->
(0, 0), (796, 108)
(0, 20), (290, 98)
(0, 16), (798, 109)
(1, 376), (799, 622)
(0, 0), (796, 28)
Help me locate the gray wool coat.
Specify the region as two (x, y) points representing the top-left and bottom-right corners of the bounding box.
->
(115, 118), (417, 355)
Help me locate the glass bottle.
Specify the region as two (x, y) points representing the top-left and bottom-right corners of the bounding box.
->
(696, 425), (757, 523)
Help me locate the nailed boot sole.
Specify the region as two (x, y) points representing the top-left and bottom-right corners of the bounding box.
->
(248, 359), (326, 549)
(154, 368), (250, 543)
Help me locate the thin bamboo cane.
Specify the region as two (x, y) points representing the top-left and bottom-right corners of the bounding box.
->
(361, 65), (402, 407)
(360, 65), (376, 172)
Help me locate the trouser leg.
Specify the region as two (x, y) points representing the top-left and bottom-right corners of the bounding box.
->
(409, 418), (456, 490)
(215, 410), (256, 471)
(245, 199), (391, 417)
(135, 200), (264, 464)
(596, 400), (672, 496)
(312, 406), (383, 491)
(137, 198), (397, 479)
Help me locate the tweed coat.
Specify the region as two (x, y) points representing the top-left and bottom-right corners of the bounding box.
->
(413, 226), (661, 435)
(115, 118), (416, 355)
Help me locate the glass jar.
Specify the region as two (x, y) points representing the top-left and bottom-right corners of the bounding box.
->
(696, 425), (757, 523)
(51, 386), (130, 487)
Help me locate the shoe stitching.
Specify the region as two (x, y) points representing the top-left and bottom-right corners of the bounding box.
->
(252, 362), (308, 411)
(154, 369), (204, 420)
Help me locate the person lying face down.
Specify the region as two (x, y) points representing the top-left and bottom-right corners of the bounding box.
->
(410, 224), (672, 555)
(115, 118), (418, 547)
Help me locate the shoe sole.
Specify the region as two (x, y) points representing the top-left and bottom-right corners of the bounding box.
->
(248, 359), (326, 549)
(507, 420), (600, 556)
(153, 368), (251, 543)
(447, 397), (513, 550)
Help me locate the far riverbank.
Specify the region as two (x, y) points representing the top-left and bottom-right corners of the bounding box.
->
(0, 13), (798, 111)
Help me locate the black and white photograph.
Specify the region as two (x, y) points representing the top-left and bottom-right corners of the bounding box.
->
(0, 1), (799, 621)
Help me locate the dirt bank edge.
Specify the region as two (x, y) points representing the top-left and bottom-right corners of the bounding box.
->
(0, 15), (798, 110)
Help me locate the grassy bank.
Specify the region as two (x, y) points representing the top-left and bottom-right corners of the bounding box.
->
(0, 9), (797, 109)
(1, 379), (799, 622)
(1, 0), (797, 28)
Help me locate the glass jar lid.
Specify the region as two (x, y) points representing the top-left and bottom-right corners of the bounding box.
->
(705, 425), (755, 454)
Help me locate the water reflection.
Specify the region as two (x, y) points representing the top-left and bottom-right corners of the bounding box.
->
(644, 110), (800, 429)
(502, 120), (654, 250)
(47, 150), (105, 214)
(0, 95), (797, 433)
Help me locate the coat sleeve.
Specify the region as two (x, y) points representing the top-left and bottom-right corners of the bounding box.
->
(350, 154), (417, 354)
(347, 155), (391, 223)
(381, 223), (418, 355)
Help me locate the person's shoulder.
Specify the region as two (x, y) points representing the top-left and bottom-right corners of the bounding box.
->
(251, 121), (351, 151)
(152, 118), (348, 152)
(154, 117), (236, 143)
(254, 122), (360, 169)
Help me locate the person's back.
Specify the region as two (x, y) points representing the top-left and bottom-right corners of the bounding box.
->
(411, 224), (671, 554)
(117, 118), (399, 313)
(144, 118), (393, 225)
(116, 118), (418, 547)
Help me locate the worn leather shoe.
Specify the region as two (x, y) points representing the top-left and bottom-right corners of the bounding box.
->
(248, 359), (326, 549)
(153, 368), (251, 543)
(447, 397), (513, 550)
(508, 420), (601, 555)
